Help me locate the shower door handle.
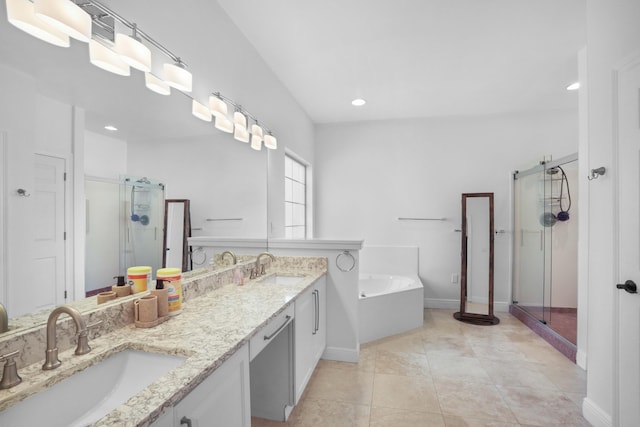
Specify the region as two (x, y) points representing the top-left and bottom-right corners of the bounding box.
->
(616, 280), (638, 294)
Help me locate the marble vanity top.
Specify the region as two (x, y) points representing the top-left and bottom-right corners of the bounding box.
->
(0, 263), (326, 426)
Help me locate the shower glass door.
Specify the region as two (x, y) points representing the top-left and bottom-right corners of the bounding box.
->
(513, 168), (546, 322)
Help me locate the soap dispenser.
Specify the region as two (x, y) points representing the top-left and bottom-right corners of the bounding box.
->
(112, 275), (131, 298)
(151, 279), (169, 318)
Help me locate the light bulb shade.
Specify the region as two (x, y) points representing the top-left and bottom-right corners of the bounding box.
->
(6, 0), (70, 47)
(34, 0), (91, 42)
(233, 111), (247, 130)
(215, 115), (234, 133)
(251, 135), (262, 150)
(251, 124), (263, 138)
(264, 133), (277, 150)
(89, 40), (130, 76)
(234, 125), (250, 143)
(192, 100), (212, 122)
(144, 73), (171, 95)
(115, 33), (151, 72)
(163, 62), (192, 92)
(209, 96), (228, 118)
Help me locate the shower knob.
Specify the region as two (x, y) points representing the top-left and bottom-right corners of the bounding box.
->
(616, 280), (638, 294)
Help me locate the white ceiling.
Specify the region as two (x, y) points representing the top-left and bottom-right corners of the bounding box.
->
(217, 0), (586, 123)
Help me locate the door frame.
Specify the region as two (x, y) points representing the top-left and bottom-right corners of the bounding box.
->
(0, 132), (6, 305)
(612, 49), (640, 427)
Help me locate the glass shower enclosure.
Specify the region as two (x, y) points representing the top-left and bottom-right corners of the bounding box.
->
(512, 154), (578, 344)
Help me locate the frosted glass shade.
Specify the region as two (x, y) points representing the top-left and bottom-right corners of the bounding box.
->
(115, 33), (151, 72)
(192, 100), (212, 122)
(163, 62), (192, 92)
(234, 125), (250, 143)
(251, 124), (263, 139)
(34, 0), (91, 42)
(209, 96), (228, 118)
(233, 111), (247, 130)
(89, 40), (130, 76)
(250, 135), (262, 150)
(214, 115), (233, 133)
(144, 73), (171, 95)
(6, 0), (70, 47)
(264, 133), (277, 149)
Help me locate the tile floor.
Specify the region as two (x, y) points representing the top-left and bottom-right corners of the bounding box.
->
(252, 308), (589, 427)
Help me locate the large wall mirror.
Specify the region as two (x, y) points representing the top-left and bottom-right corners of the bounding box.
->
(454, 192), (500, 325)
(0, 3), (270, 326)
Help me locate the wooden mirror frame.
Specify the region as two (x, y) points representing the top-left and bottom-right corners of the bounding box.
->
(454, 192), (500, 325)
(163, 199), (192, 272)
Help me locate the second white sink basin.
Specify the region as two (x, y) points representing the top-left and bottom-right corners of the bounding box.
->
(260, 274), (305, 285)
(0, 349), (185, 427)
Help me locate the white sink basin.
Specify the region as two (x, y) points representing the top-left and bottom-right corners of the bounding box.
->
(260, 274), (305, 285)
(0, 349), (185, 427)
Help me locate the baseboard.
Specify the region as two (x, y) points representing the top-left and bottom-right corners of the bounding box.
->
(576, 349), (587, 370)
(424, 298), (510, 312)
(322, 346), (359, 363)
(582, 397), (612, 427)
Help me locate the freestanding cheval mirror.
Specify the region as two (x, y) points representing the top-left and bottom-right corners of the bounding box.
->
(454, 192), (500, 325)
(163, 199), (192, 272)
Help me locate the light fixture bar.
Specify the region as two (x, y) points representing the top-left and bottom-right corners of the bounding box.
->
(213, 91), (276, 142)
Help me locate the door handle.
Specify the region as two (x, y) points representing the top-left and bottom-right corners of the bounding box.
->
(616, 280), (638, 294)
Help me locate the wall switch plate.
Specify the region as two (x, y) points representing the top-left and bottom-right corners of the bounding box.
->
(451, 273), (459, 284)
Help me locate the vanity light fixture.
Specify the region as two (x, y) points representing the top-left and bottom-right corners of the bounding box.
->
(89, 39), (130, 76)
(163, 59), (192, 93)
(6, 0), (70, 47)
(104, 125), (117, 131)
(351, 98), (366, 106)
(233, 109), (250, 142)
(250, 122), (263, 150)
(566, 82), (580, 91)
(214, 115), (234, 133)
(209, 93), (228, 119)
(114, 24), (151, 72)
(34, 0), (91, 42)
(191, 99), (212, 122)
(144, 73), (171, 95)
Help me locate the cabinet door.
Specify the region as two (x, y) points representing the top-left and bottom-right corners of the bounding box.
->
(294, 286), (315, 403)
(174, 344), (250, 427)
(312, 278), (327, 363)
(150, 408), (173, 427)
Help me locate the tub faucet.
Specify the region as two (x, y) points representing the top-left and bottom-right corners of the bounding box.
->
(255, 252), (276, 277)
(0, 302), (8, 333)
(43, 305), (91, 370)
(221, 250), (237, 265)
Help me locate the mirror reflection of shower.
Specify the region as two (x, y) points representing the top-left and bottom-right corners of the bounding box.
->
(123, 176), (165, 274)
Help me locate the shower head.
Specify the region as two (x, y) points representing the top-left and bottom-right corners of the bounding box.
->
(136, 177), (151, 184)
(546, 168), (559, 175)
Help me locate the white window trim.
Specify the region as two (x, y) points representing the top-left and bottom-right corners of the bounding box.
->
(284, 150), (313, 239)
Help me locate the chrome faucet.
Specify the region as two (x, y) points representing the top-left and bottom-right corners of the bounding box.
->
(0, 302), (8, 333)
(43, 305), (91, 370)
(0, 350), (21, 389)
(255, 252), (276, 277)
(221, 250), (237, 265)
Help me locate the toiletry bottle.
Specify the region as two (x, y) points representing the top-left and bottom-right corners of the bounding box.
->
(112, 275), (131, 297)
(151, 279), (169, 318)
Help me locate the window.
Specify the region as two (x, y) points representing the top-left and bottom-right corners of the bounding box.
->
(284, 154), (307, 239)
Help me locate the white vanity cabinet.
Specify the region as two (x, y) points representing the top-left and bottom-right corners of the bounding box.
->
(294, 277), (327, 403)
(173, 343), (251, 427)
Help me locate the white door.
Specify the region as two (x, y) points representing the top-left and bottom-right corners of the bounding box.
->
(33, 154), (66, 311)
(615, 53), (640, 426)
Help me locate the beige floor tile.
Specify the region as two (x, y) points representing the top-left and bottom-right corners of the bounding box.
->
(371, 373), (441, 413)
(540, 364), (587, 394)
(498, 385), (590, 426)
(252, 416), (293, 426)
(374, 349), (431, 377)
(317, 346), (377, 373)
(434, 379), (517, 423)
(304, 365), (374, 405)
(443, 414), (521, 427)
(370, 406), (445, 427)
(288, 398), (370, 427)
(423, 335), (476, 358)
(372, 333), (427, 354)
(479, 359), (558, 390)
(427, 353), (493, 384)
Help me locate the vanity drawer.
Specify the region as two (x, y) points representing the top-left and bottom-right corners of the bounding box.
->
(249, 304), (294, 361)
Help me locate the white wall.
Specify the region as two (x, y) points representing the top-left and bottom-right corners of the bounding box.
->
(582, 1), (640, 425)
(315, 110), (578, 310)
(85, 131), (127, 179)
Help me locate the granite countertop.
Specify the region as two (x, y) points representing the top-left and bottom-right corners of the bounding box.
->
(0, 268), (326, 426)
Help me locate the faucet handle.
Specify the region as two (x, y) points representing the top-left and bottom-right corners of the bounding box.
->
(75, 319), (101, 356)
(0, 350), (22, 389)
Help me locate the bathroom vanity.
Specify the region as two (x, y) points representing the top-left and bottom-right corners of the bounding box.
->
(0, 256), (327, 426)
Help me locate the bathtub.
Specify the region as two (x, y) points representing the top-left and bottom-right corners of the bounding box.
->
(359, 273), (425, 344)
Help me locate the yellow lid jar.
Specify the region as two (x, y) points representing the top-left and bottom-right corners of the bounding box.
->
(127, 266), (152, 294)
(157, 268), (182, 315)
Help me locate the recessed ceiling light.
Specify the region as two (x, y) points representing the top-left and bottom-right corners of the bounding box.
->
(351, 98), (366, 107)
(566, 82), (580, 91)
(104, 125), (118, 131)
